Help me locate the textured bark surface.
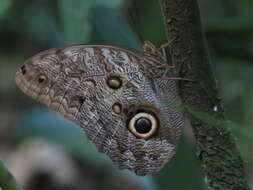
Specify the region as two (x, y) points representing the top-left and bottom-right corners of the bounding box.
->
(159, 0), (251, 189)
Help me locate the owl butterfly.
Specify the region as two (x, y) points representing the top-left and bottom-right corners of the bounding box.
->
(15, 42), (184, 176)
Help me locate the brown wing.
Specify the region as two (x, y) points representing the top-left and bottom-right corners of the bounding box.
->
(15, 44), (184, 175)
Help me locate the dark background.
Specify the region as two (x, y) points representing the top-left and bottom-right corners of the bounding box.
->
(0, 0), (252, 189)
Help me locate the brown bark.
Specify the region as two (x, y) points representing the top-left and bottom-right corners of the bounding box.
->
(159, 0), (250, 189)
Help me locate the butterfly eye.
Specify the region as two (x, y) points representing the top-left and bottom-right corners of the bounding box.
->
(128, 112), (158, 139)
(37, 75), (47, 83)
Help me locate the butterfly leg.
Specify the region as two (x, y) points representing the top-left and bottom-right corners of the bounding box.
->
(143, 41), (159, 54)
(142, 41), (194, 82)
(142, 41), (174, 68)
(159, 41), (195, 82)
(143, 41), (170, 61)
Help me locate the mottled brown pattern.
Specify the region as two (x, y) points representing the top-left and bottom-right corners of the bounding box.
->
(15, 43), (184, 175)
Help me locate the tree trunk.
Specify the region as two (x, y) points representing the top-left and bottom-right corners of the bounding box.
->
(159, 0), (250, 189)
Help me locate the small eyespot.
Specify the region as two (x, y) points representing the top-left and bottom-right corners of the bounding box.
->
(112, 102), (122, 114)
(37, 75), (47, 83)
(128, 112), (158, 139)
(20, 65), (27, 75)
(107, 76), (122, 89)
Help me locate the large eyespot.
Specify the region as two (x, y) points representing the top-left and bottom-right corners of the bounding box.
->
(128, 112), (158, 139)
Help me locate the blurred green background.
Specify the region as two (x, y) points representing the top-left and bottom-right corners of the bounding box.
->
(0, 0), (253, 189)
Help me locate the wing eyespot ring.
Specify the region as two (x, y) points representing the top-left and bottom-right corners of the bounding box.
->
(128, 111), (158, 139)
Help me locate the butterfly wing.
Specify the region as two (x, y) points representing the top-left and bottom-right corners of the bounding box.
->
(15, 44), (184, 175)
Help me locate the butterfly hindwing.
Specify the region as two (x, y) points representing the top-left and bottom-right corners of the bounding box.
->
(15, 44), (184, 175)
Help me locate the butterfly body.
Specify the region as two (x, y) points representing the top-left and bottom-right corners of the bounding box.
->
(15, 44), (184, 175)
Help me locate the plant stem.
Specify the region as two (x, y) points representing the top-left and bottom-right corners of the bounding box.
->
(159, 0), (251, 189)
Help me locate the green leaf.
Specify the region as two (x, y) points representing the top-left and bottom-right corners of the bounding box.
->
(0, 0), (11, 21)
(153, 135), (204, 190)
(58, 0), (124, 44)
(90, 7), (142, 49)
(0, 161), (23, 190)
